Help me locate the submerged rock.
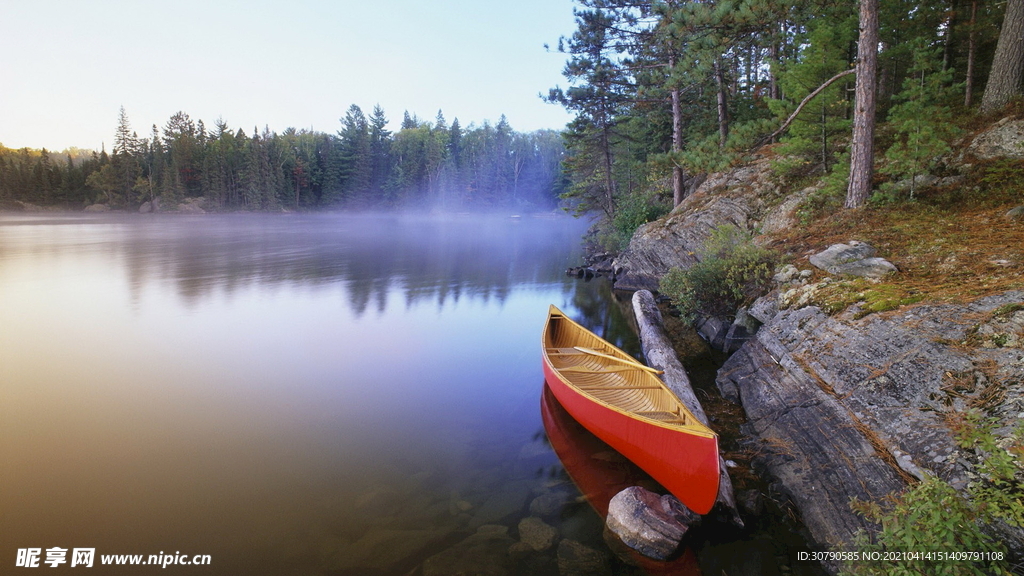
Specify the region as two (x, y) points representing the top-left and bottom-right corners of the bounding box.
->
(556, 539), (612, 576)
(422, 525), (515, 576)
(468, 480), (532, 529)
(324, 526), (457, 574)
(605, 486), (700, 560)
(528, 491), (572, 519)
(518, 516), (558, 551)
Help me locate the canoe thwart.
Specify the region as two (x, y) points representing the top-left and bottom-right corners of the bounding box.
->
(572, 347), (665, 375)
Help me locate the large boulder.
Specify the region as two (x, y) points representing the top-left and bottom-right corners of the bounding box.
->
(84, 203), (110, 212)
(177, 198), (207, 214)
(716, 291), (1024, 570)
(961, 117), (1024, 161)
(605, 486), (699, 560)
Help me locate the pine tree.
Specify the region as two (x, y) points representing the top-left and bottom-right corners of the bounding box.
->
(339, 105), (371, 202)
(547, 7), (631, 217)
(881, 38), (960, 199)
(111, 106), (141, 207)
(770, 17), (857, 172)
(368, 105), (391, 200)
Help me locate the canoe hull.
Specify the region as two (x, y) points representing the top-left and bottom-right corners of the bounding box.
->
(543, 361), (719, 515)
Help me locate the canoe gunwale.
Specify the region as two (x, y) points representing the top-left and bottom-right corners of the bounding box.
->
(542, 307), (716, 440)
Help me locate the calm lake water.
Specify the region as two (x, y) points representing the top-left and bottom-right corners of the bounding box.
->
(1, 212), (655, 575)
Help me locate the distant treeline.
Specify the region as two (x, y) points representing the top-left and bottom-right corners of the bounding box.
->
(0, 106), (567, 211)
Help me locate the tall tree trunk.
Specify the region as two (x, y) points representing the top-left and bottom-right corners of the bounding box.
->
(845, 0), (879, 209)
(670, 53), (685, 206)
(671, 92), (685, 206)
(965, 0), (978, 107)
(769, 41), (781, 101)
(980, 0), (1024, 113)
(601, 117), (616, 218)
(942, 0), (956, 73)
(715, 58), (729, 148)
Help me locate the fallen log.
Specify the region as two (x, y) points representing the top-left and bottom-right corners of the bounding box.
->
(631, 289), (744, 528)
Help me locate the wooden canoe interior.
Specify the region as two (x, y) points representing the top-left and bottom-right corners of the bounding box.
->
(544, 308), (711, 435)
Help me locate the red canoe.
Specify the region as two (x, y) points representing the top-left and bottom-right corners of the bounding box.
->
(541, 305), (720, 515)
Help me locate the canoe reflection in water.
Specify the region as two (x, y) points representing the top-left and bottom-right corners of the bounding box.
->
(541, 386), (701, 575)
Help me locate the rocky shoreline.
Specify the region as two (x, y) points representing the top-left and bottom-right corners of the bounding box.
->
(597, 117), (1024, 574)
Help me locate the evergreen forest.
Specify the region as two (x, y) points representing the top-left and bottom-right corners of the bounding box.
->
(0, 107), (566, 212)
(547, 0), (1014, 248)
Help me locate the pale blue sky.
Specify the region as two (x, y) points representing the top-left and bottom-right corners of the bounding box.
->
(0, 0), (577, 151)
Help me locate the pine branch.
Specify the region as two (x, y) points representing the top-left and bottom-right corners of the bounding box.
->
(755, 68), (856, 148)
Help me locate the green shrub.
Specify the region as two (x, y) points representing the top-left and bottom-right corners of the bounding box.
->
(611, 190), (671, 249)
(844, 412), (1022, 576)
(879, 38), (961, 201)
(659, 225), (778, 322)
(845, 476), (1011, 576)
(955, 412), (1024, 528)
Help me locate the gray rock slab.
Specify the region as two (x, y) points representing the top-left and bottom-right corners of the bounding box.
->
(808, 241), (876, 269)
(748, 293), (780, 324)
(716, 291), (1024, 558)
(612, 194), (751, 291)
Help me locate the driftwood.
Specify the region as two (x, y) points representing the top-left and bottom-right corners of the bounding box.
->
(631, 289), (743, 528)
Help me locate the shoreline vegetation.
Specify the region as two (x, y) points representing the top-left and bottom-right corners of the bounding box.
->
(546, 0), (1024, 573)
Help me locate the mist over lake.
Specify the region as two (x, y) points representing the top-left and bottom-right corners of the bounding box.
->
(0, 212), (645, 575)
